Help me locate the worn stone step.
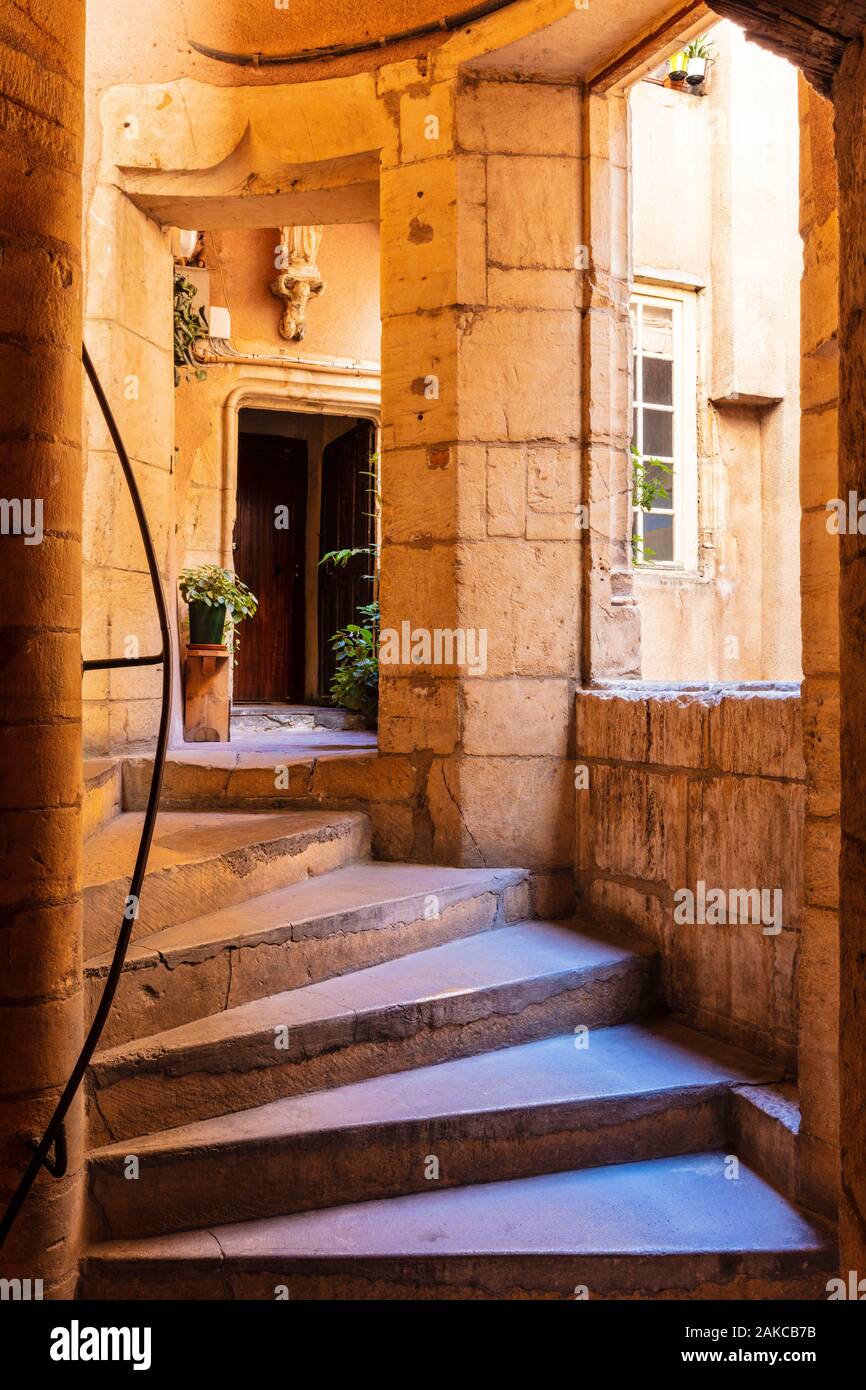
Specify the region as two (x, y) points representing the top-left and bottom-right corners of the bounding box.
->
(83, 809), (370, 958)
(88, 1022), (777, 1240)
(119, 745), (409, 860)
(83, 759), (122, 840)
(81, 1151), (834, 1300)
(88, 920), (658, 1140)
(231, 704), (367, 733)
(85, 862), (529, 1050)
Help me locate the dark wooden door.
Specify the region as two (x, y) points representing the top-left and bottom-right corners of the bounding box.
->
(234, 432), (307, 702)
(318, 421), (376, 699)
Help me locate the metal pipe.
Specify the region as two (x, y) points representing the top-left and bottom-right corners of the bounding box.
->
(190, 0), (519, 67)
(0, 346), (173, 1255)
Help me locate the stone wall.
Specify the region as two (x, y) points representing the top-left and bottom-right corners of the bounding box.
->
(832, 33), (866, 1268)
(82, 188), (174, 753)
(575, 685), (805, 1066)
(0, 0), (86, 1296)
(378, 73), (584, 893)
(796, 78), (840, 1220)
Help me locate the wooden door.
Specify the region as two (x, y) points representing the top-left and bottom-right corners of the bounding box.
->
(318, 421), (376, 699)
(234, 432), (307, 703)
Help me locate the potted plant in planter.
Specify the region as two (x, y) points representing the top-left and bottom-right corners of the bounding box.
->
(685, 35), (715, 86)
(178, 564), (258, 651)
(667, 49), (689, 82)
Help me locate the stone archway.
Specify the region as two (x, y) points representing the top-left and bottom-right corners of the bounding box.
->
(4, 0), (866, 1293)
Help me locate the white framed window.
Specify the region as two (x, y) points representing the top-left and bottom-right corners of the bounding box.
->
(629, 286), (699, 571)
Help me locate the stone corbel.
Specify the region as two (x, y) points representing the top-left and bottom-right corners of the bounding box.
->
(270, 225), (325, 341)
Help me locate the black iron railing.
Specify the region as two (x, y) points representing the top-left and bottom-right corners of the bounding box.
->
(0, 344), (172, 1253)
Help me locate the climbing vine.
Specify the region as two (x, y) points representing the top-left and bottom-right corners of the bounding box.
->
(173, 273), (208, 385)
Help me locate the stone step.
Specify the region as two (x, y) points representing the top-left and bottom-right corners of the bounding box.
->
(81, 1151), (834, 1300)
(119, 746), (414, 860)
(83, 758), (122, 840)
(85, 863), (529, 1049)
(83, 809), (370, 958)
(231, 704), (367, 733)
(88, 920), (658, 1140)
(120, 746), (386, 815)
(88, 1022), (777, 1240)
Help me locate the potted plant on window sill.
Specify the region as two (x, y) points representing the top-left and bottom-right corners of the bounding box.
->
(685, 36), (715, 86)
(667, 49), (689, 83)
(179, 564), (258, 655)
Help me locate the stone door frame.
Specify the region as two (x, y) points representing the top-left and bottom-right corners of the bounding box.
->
(218, 358), (381, 570)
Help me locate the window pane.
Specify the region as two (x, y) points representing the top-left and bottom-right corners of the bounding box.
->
(642, 355), (673, 406)
(642, 304), (673, 356)
(642, 407), (673, 458)
(643, 512), (674, 562)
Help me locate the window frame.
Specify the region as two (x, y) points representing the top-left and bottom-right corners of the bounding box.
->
(629, 284), (699, 573)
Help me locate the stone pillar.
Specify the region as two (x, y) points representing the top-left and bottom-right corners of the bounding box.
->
(796, 78), (841, 1222)
(0, 0), (86, 1294)
(833, 38), (866, 1272)
(378, 70), (581, 901)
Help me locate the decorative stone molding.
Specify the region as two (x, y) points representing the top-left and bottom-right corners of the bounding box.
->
(270, 225), (325, 341)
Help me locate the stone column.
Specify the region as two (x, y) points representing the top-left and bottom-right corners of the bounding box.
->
(833, 37), (866, 1273)
(378, 69), (582, 904)
(0, 0), (86, 1293)
(796, 78), (840, 1222)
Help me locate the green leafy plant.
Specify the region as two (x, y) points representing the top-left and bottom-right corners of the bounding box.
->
(327, 599), (379, 720)
(685, 35), (715, 60)
(631, 441), (674, 563)
(178, 564), (257, 657)
(174, 273), (209, 385)
(320, 455), (380, 722)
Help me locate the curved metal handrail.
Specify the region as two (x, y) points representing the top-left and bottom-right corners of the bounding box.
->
(0, 344), (172, 1253)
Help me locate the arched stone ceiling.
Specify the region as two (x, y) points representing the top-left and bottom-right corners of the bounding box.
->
(87, 0), (866, 96)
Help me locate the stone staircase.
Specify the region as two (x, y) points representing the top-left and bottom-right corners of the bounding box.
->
(78, 777), (833, 1300)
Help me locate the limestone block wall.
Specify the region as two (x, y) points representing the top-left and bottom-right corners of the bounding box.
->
(0, 0), (86, 1296)
(796, 79), (840, 1221)
(378, 73), (583, 896)
(574, 685), (805, 1066)
(82, 185), (175, 754)
(832, 37), (866, 1266)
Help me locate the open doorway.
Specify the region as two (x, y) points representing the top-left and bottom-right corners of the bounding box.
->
(232, 408), (376, 718)
(234, 427), (307, 703)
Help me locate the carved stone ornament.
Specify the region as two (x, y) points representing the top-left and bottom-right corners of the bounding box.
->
(270, 225), (325, 341)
